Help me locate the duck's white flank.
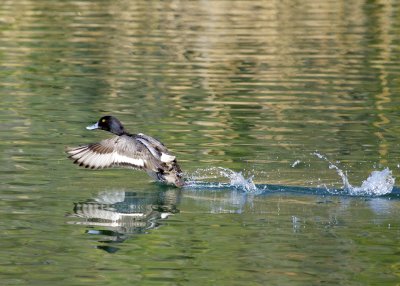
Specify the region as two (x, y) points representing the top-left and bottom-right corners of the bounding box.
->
(160, 153), (176, 163)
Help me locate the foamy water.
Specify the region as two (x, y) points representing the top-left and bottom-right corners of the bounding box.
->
(184, 167), (262, 194)
(348, 168), (395, 196)
(313, 152), (395, 196)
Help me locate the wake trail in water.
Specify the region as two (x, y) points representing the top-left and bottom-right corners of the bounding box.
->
(313, 152), (395, 196)
(183, 156), (397, 197)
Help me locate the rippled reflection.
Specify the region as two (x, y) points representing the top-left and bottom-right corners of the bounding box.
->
(69, 188), (180, 252)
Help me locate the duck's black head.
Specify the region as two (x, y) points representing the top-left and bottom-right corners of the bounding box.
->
(86, 116), (126, 135)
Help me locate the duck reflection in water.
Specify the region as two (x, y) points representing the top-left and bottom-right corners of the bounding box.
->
(69, 187), (181, 253)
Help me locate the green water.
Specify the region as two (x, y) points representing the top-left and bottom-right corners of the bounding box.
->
(1, 0), (400, 285)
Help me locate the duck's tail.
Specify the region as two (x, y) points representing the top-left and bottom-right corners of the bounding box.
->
(147, 161), (185, 187)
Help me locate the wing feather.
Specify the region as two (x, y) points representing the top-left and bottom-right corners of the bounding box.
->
(67, 136), (150, 170)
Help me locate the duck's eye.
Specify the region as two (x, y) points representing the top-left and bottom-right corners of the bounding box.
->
(101, 119), (106, 123)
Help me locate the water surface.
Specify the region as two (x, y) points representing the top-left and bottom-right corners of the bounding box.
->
(1, 0), (400, 285)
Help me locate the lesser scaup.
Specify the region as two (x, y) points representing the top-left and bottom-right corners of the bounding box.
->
(67, 115), (184, 187)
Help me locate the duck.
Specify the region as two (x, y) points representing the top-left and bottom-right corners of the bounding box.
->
(67, 115), (184, 187)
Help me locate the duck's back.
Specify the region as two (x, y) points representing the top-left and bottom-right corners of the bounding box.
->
(135, 133), (176, 163)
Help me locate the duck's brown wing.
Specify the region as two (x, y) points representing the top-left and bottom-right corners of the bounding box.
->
(66, 135), (161, 170)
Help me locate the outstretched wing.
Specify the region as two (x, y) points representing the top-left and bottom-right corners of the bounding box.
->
(67, 135), (158, 170)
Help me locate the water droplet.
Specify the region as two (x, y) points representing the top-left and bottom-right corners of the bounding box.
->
(291, 160), (301, 167)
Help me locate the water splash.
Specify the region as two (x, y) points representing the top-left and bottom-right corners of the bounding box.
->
(313, 152), (395, 196)
(313, 152), (352, 190)
(349, 168), (395, 196)
(183, 156), (396, 197)
(185, 167), (262, 193)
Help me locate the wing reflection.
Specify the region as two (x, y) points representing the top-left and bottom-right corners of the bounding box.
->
(69, 187), (181, 253)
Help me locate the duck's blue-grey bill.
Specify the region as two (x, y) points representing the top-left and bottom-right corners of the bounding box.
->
(86, 122), (99, 130)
